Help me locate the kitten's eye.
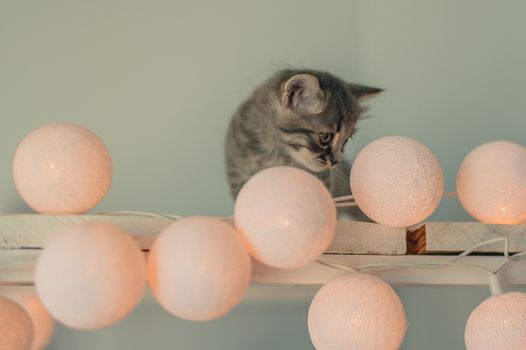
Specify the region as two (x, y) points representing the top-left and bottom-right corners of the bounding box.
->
(318, 132), (334, 147)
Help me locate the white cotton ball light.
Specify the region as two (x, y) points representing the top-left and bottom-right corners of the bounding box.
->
(13, 123), (112, 214)
(0, 296), (33, 350)
(1, 289), (54, 350)
(308, 273), (407, 350)
(234, 166), (336, 269)
(148, 217), (251, 321)
(457, 141), (526, 224)
(465, 292), (526, 350)
(350, 136), (444, 227)
(35, 223), (146, 330)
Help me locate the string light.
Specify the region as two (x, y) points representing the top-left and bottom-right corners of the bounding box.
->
(457, 141), (526, 224)
(308, 273), (407, 350)
(465, 292), (526, 350)
(3, 124), (526, 347)
(0, 296), (34, 350)
(35, 223), (146, 330)
(12, 123), (112, 214)
(0, 289), (55, 350)
(2, 211), (526, 350)
(350, 136), (444, 227)
(235, 166), (336, 269)
(147, 217), (251, 321)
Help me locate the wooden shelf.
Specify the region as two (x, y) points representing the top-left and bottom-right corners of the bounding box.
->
(1, 214), (525, 287)
(253, 255), (526, 286)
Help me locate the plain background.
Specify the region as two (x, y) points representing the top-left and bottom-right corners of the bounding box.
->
(1, 0), (525, 349)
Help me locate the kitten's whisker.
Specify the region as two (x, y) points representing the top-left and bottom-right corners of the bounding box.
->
(334, 195), (354, 202)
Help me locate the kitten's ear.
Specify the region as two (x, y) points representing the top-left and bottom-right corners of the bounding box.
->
(348, 83), (383, 101)
(281, 74), (326, 114)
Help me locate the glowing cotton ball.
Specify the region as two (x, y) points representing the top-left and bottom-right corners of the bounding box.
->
(0, 297), (33, 350)
(148, 217), (251, 321)
(35, 223), (146, 330)
(350, 136), (444, 227)
(465, 292), (526, 350)
(308, 273), (407, 350)
(457, 141), (526, 224)
(1, 289), (54, 350)
(234, 166), (336, 269)
(13, 123), (112, 214)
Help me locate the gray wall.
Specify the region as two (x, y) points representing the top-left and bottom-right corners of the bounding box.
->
(1, 0), (525, 349)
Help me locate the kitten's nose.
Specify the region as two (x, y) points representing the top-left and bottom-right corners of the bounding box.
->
(328, 157), (339, 166)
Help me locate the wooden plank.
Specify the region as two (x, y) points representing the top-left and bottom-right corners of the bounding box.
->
(0, 215), (407, 255)
(0, 214), (167, 249)
(424, 222), (526, 253)
(252, 255), (526, 286)
(2, 249), (525, 286)
(2, 215), (525, 287)
(325, 220), (406, 254)
(2, 215), (525, 256)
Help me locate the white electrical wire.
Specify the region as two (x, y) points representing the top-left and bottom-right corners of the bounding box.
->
(452, 237), (510, 262)
(317, 259), (495, 276)
(316, 260), (357, 273)
(95, 210), (182, 221)
(317, 235), (526, 295)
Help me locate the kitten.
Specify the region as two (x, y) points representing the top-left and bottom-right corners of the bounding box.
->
(225, 69), (381, 199)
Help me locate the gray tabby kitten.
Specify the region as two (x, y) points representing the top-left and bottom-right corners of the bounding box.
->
(225, 69), (381, 198)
